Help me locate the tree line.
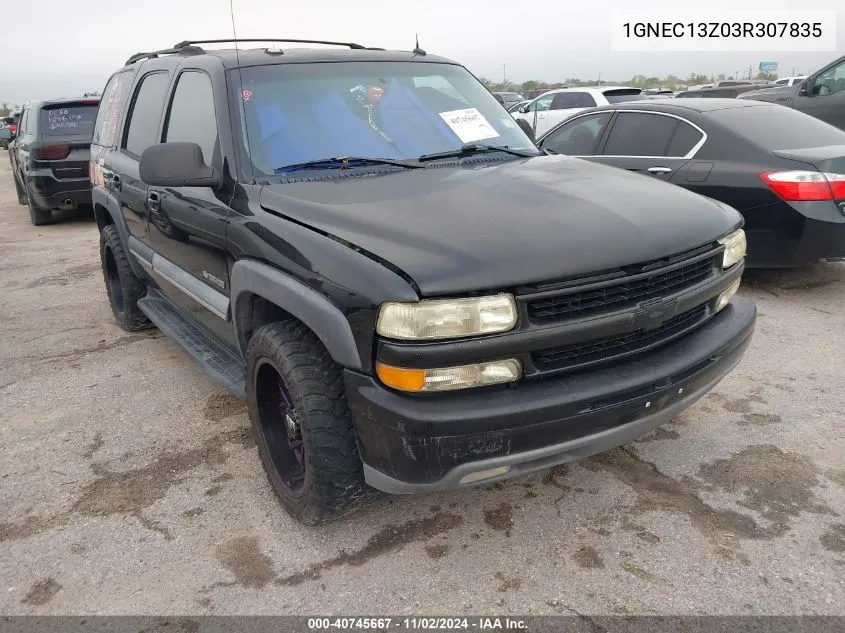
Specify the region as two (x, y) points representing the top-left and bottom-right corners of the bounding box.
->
(480, 71), (779, 93)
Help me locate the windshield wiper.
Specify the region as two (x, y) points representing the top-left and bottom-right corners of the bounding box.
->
(274, 156), (421, 174)
(418, 143), (535, 162)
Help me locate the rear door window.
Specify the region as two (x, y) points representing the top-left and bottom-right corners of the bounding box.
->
(40, 103), (98, 138)
(123, 72), (170, 157)
(93, 71), (134, 147)
(163, 71), (219, 165)
(602, 112), (679, 156)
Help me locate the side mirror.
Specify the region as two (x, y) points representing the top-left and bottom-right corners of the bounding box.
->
(801, 77), (815, 96)
(518, 104), (530, 114)
(515, 117), (535, 142)
(139, 142), (219, 187)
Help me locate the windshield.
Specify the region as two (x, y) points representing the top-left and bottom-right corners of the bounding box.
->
(603, 90), (648, 104)
(710, 104), (845, 150)
(236, 61), (538, 175)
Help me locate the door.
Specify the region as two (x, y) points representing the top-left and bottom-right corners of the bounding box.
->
(541, 92), (597, 135)
(593, 111), (704, 180)
(148, 69), (233, 342)
(538, 112), (613, 156)
(516, 93), (554, 135)
(112, 71), (171, 248)
(792, 57), (845, 130)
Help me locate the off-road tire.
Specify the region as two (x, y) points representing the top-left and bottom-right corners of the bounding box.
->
(27, 192), (51, 226)
(246, 320), (371, 524)
(99, 224), (152, 331)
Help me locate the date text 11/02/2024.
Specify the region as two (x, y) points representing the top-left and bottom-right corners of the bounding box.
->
(307, 617), (527, 631)
(622, 22), (823, 38)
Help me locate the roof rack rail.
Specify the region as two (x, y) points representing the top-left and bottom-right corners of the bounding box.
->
(125, 45), (204, 65)
(172, 38), (370, 50)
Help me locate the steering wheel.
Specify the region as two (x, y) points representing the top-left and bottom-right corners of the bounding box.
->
(817, 84), (832, 96)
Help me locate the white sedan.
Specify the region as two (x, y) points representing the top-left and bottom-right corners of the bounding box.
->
(512, 87), (648, 136)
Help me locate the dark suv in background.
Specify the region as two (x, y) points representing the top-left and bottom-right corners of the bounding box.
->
(10, 97), (99, 225)
(90, 39), (755, 524)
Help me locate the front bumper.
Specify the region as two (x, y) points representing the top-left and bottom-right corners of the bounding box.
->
(345, 297), (756, 493)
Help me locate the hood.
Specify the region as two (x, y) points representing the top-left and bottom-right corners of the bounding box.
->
(260, 156), (741, 296)
(738, 86), (795, 103)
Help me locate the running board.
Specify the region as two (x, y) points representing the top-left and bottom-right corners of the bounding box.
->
(138, 291), (246, 398)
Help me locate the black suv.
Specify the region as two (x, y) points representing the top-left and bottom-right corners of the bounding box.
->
(10, 97), (100, 225)
(91, 39), (755, 524)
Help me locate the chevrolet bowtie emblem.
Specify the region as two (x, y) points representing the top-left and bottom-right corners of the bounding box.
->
(633, 298), (678, 331)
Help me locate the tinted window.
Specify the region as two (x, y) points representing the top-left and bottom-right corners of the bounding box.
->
(164, 72), (218, 165)
(551, 92), (597, 109)
(774, 79), (788, 86)
(603, 112), (678, 156)
(666, 121), (704, 157)
(93, 71), (134, 147)
(124, 72), (170, 156)
(541, 113), (612, 155)
(40, 104), (98, 138)
(710, 104), (845, 150)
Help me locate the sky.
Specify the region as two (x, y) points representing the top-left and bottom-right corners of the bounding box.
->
(1, 0), (842, 105)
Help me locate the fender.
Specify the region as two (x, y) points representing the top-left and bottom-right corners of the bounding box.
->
(230, 259), (363, 371)
(92, 186), (146, 279)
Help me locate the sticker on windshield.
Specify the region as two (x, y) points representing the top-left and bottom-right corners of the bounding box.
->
(439, 108), (500, 144)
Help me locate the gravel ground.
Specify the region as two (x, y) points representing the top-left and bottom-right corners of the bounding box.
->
(0, 155), (843, 616)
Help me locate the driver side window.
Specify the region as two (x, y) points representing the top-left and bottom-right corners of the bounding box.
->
(532, 94), (554, 112)
(814, 60), (845, 96)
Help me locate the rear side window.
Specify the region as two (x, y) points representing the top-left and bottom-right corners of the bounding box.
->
(602, 112), (678, 156)
(163, 72), (219, 165)
(40, 104), (98, 138)
(93, 71), (134, 147)
(666, 121), (704, 157)
(710, 105), (845, 150)
(124, 72), (170, 157)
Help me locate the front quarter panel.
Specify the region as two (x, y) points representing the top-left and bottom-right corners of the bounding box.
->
(227, 185), (419, 371)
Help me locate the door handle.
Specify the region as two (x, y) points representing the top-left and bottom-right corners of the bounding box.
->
(147, 191), (161, 211)
(647, 166), (672, 174)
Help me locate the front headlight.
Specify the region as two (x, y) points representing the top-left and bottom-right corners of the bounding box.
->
(718, 229), (746, 269)
(376, 294), (517, 340)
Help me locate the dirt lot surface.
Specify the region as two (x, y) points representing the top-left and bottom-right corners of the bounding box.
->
(1, 156), (843, 616)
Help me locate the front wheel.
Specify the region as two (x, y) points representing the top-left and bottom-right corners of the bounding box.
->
(246, 320), (370, 525)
